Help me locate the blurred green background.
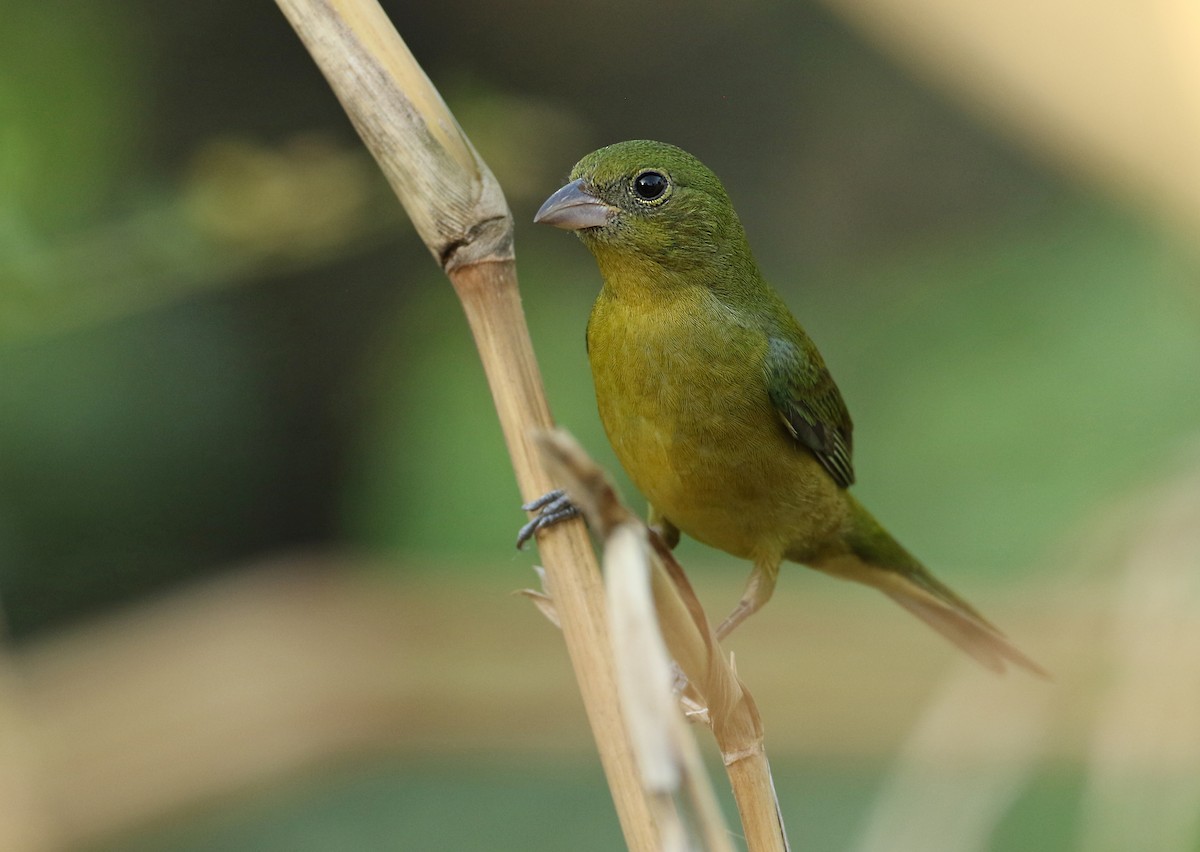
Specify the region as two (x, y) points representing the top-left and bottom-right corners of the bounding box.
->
(2, 0), (1198, 849)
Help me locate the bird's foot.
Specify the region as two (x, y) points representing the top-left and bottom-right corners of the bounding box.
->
(515, 489), (581, 550)
(714, 563), (779, 639)
(714, 605), (748, 641)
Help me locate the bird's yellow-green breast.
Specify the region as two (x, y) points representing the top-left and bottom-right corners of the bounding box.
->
(584, 259), (847, 564)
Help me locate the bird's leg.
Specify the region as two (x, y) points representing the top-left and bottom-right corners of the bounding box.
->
(515, 489), (581, 549)
(647, 504), (681, 550)
(715, 559), (781, 640)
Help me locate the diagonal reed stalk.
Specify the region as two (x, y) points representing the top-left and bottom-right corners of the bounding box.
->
(273, 0), (655, 845)
(275, 0), (788, 847)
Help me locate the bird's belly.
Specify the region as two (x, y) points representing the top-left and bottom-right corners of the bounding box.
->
(613, 413), (837, 560)
(590, 317), (843, 562)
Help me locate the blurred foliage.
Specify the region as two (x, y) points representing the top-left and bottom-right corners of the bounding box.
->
(0, 0), (1199, 845)
(1, 0), (1197, 632)
(0, 2), (145, 232)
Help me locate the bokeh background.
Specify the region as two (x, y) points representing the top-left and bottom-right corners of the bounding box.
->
(2, 0), (1199, 849)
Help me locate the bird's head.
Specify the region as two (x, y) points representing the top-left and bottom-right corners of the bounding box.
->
(535, 140), (753, 278)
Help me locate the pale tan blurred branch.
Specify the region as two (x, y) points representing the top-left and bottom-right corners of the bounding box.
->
(0, 641), (55, 852)
(820, 0), (1200, 237)
(0, 529), (1174, 849)
(1078, 469), (1200, 852)
(856, 448), (1200, 852)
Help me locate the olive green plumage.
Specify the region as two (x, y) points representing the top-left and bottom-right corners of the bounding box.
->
(535, 139), (1042, 675)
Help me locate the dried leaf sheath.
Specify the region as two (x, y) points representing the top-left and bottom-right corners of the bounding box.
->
(536, 429), (789, 851)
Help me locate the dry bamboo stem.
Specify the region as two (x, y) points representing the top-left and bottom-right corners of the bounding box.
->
(273, 0), (658, 848)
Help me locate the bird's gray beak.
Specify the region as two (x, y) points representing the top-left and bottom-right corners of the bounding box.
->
(533, 179), (614, 230)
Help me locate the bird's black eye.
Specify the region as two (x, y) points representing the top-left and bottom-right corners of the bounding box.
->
(632, 170), (669, 202)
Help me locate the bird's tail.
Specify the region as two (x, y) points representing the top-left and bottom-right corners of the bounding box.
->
(821, 495), (1047, 677)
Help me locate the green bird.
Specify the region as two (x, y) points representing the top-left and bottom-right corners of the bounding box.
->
(529, 139), (1042, 675)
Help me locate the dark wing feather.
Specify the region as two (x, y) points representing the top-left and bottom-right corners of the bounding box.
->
(764, 336), (855, 487)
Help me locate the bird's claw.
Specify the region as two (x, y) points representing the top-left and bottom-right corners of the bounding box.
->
(516, 488), (581, 549)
